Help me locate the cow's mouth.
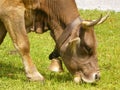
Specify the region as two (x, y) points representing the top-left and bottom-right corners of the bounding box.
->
(81, 76), (96, 83)
(74, 71), (100, 83)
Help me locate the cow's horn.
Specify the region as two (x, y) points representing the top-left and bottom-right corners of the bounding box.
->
(82, 12), (110, 27)
(97, 12), (110, 25)
(82, 15), (102, 27)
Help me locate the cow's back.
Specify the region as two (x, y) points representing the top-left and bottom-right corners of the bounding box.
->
(40, 0), (79, 25)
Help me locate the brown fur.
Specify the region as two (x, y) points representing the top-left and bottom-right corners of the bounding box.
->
(0, 0), (102, 82)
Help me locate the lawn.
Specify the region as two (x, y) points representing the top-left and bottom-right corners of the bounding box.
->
(0, 10), (120, 90)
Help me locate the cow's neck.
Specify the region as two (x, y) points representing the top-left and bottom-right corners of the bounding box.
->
(46, 6), (80, 42)
(49, 16), (82, 50)
(47, 8), (81, 51)
(45, 0), (79, 24)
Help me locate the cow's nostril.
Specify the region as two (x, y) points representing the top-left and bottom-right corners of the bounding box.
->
(95, 74), (98, 80)
(94, 73), (100, 80)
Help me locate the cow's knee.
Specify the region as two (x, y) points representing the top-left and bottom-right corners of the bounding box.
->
(18, 43), (29, 54)
(13, 36), (30, 56)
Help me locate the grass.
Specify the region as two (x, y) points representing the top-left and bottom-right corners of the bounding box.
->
(0, 10), (120, 90)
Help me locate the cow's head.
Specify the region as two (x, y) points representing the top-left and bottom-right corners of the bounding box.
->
(60, 14), (109, 83)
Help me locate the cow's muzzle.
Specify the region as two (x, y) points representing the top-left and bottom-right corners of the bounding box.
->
(74, 71), (100, 83)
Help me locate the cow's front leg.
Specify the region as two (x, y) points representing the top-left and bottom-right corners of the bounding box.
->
(2, 8), (44, 82)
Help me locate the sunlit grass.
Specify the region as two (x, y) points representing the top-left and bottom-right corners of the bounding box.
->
(0, 10), (120, 90)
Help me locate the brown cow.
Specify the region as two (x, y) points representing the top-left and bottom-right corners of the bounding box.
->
(0, 0), (108, 83)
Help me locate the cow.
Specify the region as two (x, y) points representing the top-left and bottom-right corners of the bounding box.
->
(0, 0), (109, 83)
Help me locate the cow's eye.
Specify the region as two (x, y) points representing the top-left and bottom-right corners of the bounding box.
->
(84, 45), (92, 54)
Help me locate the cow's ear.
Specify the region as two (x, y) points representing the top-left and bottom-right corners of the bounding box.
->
(67, 37), (81, 53)
(65, 24), (81, 53)
(69, 37), (80, 47)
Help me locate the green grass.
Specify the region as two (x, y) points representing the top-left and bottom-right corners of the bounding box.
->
(0, 10), (120, 90)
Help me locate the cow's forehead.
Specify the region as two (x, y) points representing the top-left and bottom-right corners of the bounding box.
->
(84, 28), (96, 47)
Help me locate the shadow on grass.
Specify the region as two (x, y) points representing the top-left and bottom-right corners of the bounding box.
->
(44, 71), (99, 86)
(43, 70), (87, 85)
(45, 71), (73, 83)
(0, 62), (24, 80)
(0, 62), (100, 86)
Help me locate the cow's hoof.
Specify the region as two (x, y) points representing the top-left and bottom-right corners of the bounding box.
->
(36, 28), (43, 34)
(74, 76), (81, 83)
(73, 73), (82, 83)
(48, 58), (64, 72)
(27, 72), (45, 82)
